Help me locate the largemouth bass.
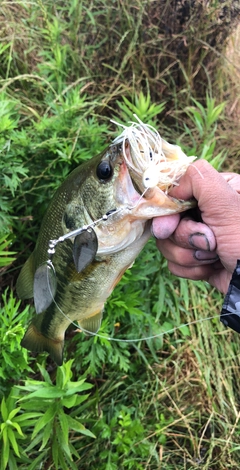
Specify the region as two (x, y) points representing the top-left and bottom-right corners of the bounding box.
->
(17, 119), (196, 365)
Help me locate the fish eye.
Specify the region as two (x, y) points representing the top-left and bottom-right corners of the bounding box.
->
(96, 161), (113, 181)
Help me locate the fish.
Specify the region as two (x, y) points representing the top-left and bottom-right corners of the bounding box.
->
(16, 118), (196, 365)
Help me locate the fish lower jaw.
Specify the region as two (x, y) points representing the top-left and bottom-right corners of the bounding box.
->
(130, 189), (195, 218)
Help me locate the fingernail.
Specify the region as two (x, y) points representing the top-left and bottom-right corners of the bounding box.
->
(194, 250), (219, 261)
(189, 233), (210, 251)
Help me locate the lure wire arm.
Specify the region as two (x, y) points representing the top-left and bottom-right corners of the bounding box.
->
(47, 208), (120, 260)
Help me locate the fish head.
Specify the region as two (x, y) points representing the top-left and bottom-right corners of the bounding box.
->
(63, 143), (137, 226)
(63, 138), (195, 256)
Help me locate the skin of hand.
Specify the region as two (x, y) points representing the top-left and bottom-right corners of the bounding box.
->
(152, 160), (240, 294)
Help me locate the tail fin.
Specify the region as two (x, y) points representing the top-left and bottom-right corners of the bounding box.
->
(21, 324), (64, 366)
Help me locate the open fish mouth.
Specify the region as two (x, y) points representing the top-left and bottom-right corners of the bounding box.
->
(112, 116), (196, 219)
(112, 115), (196, 194)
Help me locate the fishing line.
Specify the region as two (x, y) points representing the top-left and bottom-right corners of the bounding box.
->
(45, 263), (233, 342)
(42, 218), (227, 343)
(43, 258), (232, 343)
(47, 208), (123, 256)
(47, 183), (151, 259)
(39, 120), (209, 344)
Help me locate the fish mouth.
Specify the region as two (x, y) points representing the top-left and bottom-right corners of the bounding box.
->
(111, 119), (196, 219)
(115, 158), (194, 219)
(95, 151), (194, 256)
(114, 158), (144, 208)
(96, 121), (196, 256)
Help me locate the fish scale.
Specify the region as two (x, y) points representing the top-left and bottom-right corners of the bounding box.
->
(17, 129), (195, 365)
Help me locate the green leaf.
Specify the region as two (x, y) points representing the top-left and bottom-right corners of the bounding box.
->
(28, 450), (48, 470)
(1, 397), (8, 421)
(61, 394), (77, 408)
(1, 428), (10, 470)
(22, 386), (63, 399)
(6, 450), (19, 470)
(39, 421), (53, 451)
(178, 324), (190, 337)
(61, 393), (89, 408)
(37, 364), (53, 385)
(58, 409), (69, 446)
(57, 427), (72, 460)
(65, 415), (95, 438)
(7, 427), (20, 457)
(52, 433), (59, 469)
(64, 381), (92, 396)
(15, 412), (43, 424)
(10, 421), (24, 437)
(8, 407), (21, 421)
(25, 432), (44, 453)
(32, 405), (56, 439)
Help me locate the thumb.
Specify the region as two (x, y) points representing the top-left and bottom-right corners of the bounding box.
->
(170, 159), (238, 225)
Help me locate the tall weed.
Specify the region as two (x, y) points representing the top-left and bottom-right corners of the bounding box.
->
(0, 1), (239, 469)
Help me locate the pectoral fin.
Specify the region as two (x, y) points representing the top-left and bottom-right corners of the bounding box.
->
(78, 311), (103, 334)
(21, 323), (64, 366)
(16, 253), (35, 299)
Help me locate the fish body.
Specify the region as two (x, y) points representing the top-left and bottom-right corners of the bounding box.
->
(17, 125), (195, 365)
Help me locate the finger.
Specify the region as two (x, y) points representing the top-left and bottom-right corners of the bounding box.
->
(167, 260), (220, 282)
(157, 238), (218, 266)
(208, 269), (232, 294)
(170, 218), (216, 251)
(221, 173), (240, 193)
(168, 261), (231, 294)
(169, 161), (240, 253)
(151, 213), (180, 239)
(221, 172), (237, 179)
(170, 160), (236, 216)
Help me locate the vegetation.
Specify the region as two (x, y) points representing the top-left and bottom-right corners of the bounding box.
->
(0, 0), (240, 468)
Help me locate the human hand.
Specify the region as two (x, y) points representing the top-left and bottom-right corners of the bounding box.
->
(152, 160), (240, 294)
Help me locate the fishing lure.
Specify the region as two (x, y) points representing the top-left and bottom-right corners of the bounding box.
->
(17, 117), (197, 365)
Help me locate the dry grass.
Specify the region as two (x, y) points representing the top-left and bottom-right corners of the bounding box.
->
(147, 281), (240, 469)
(0, 1), (239, 109)
(1, 1), (240, 469)
(226, 24), (240, 119)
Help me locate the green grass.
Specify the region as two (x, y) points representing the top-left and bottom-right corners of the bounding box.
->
(1, 0), (240, 468)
